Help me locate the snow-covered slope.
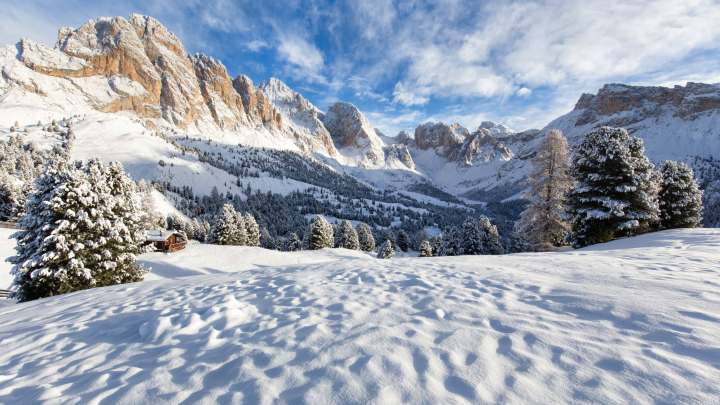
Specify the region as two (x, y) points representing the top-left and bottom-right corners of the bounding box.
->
(546, 82), (720, 162)
(0, 228), (718, 403)
(0, 228), (14, 288)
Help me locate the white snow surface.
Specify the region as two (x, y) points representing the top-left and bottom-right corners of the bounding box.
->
(0, 228), (15, 288)
(0, 228), (719, 403)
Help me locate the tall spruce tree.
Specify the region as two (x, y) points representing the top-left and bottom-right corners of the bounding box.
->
(516, 129), (573, 251)
(338, 220), (360, 250)
(568, 127), (660, 247)
(659, 161), (703, 229)
(211, 204), (238, 245)
(461, 217), (504, 255)
(308, 215), (334, 250)
(396, 230), (410, 252)
(244, 213), (261, 246)
(233, 211), (247, 245)
(356, 222), (375, 252)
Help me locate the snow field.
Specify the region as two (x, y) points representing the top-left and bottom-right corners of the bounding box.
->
(0, 229), (718, 403)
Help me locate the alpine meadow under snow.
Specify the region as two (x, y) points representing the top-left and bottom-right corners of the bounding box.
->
(0, 7), (719, 405)
(0, 228), (719, 403)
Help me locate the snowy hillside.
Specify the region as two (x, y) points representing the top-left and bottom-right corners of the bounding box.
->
(0, 228), (718, 403)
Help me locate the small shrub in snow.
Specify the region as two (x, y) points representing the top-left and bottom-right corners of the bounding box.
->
(659, 161), (703, 229)
(377, 239), (395, 259)
(338, 220), (360, 250)
(356, 222), (375, 252)
(568, 127), (660, 248)
(308, 216), (334, 250)
(419, 240), (433, 257)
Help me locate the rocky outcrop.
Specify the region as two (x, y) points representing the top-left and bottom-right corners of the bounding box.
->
(260, 77), (336, 156)
(412, 121), (513, 166)
(414, 122), (468, 153)
(322, 102), (386, 166)
(574, 82), (720, 127)
(15, 14), (283, 131)
(384, 144), (415, 169)
(232, 75), (282, 129)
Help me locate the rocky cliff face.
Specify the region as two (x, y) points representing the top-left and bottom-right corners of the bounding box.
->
(573, 82), (720, 127)
(412, 121), (513, 166)
(322, 102), (388, 166)
(260, 77), (336, 156)
(16, 14), (282, 131)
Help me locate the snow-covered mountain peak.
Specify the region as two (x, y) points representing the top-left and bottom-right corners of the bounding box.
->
(322, 102), (388, 166)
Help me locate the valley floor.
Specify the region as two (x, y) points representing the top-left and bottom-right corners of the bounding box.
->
(0, 229), (719, 403)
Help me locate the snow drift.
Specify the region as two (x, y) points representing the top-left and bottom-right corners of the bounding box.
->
(0, 228), (718, 403)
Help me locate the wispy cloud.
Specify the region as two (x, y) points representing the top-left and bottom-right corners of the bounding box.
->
(4, 0), (720, 134)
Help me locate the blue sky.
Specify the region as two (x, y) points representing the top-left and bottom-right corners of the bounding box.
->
(2, 0), (720, 135)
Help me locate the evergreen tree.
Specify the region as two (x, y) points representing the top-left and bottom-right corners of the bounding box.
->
(285, 232), (302, 251)
(233, 211), (247, 245)
(356, 222), (375, 252)
(338, 220), (360, 250)
(439, 226), (462, 256)
(211, 204), (238, 245)
(244, 213), (261, 246)
(461, 217), (504, 255)
(96, 161), (146, 285)
(659, 161), (703, 229)
(516, 129), (573, 251)
(568, 127), (660, 247)
(0, 175), (22, 221)
(396, 230), (410, 252)
(11, 161), (145, 301)
(377, 239), (395, 259)
(419, 240), (433, 257)
(308, 215), (334, 250)
(260, 226), (276, 249)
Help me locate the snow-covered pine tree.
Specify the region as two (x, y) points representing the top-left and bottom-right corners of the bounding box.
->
(11, 160), (146, 301)
(659, 161), (703, 229)
(260, 226), (276, 249)
(439, 226), (461, 256)
(244, 213), (261, 246)
(377, 239), (395, 259)
(338, 220), (360, 250)
(419, 240), (433, 257)
(396, 230), (410, 252)
(461, 216), (504, 255)
(568, 127), (660, 247)
(516, 129), (573, 251)
(308, 215), (334, 250)
(211, 204), (238, 245)
(233, 211), (247, 245)
(285, 232), (302, 251)
(0, 174), (22, 221)
(93, 161), (146, 286)
(356, 222), (375, 252)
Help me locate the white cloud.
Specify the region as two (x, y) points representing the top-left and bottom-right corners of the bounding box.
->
(516, 87), (532, 97)
(277, 34), (325, 80)
(245, 39), (269, 52)
(386, 0), (720, 111)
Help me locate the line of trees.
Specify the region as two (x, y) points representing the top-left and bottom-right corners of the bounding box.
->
(516, 126), (704, 250)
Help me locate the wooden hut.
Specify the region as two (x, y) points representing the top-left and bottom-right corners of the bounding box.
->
(145, 230), (187, 252)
